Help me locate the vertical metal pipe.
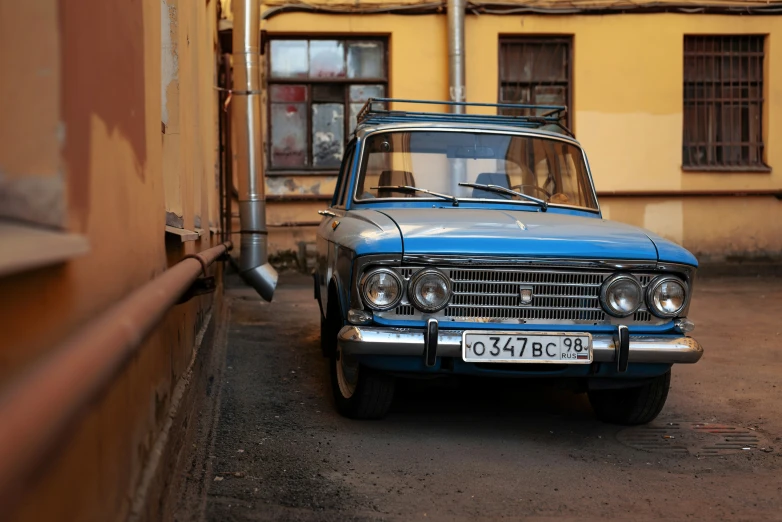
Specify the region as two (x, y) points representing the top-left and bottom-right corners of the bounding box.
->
(447, 0), (466, 114)
(232, 0), (277, 301)
(447, 0), (467, 194)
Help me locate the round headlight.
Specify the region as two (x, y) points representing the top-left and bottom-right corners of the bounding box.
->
(409, 269), (451, 312)
(600, 274), (642, 317)
(361, 268), (403, 311)
(647, 277), (687, 318)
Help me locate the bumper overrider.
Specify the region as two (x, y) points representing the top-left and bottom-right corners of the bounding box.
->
(337, 324), (703, 370)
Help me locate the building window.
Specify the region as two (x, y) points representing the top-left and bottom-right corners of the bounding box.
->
(683, 35), (767, 171)
(498, 37), (572, 124)
(267, 38), (387, 170)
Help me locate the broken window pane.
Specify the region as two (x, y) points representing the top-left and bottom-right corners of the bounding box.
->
(270, 84), (307, 103)
(270, 103), (307, 167)
(268, 38), (387, 170)
(309, 41), (345, 78)
(349, 84), (384, 102)
(312, 103), (344, 168)
(270, 40), (308, 79)
(347, 42), (384, 79)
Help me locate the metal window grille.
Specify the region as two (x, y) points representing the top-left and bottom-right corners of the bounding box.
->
(683, 35), (767, 171)
(498, 37), (572, 125)
(266, 38), (388, 171)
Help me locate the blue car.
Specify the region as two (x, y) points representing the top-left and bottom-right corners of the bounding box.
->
(314, 99), (702, 424)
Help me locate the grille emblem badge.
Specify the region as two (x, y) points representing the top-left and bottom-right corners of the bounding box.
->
(519, 285), (533, 306)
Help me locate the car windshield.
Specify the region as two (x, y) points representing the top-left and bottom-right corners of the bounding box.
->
(355, 130), (598, 210)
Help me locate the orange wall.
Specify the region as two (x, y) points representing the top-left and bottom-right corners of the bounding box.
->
(0, 0), (222, 520)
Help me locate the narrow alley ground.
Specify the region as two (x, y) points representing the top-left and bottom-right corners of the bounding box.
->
(178, 274), (782, 521)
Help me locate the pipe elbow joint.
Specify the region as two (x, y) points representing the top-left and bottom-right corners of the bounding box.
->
(239, 233), (277, 301)
(240, 262), (277, 302)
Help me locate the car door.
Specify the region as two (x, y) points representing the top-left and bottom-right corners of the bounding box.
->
(316, 141), (356, 317)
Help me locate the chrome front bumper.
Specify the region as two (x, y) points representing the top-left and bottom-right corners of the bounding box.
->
(337, 326), (703, 364)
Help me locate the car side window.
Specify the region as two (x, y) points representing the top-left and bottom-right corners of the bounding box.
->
(334, 145), (356, 208)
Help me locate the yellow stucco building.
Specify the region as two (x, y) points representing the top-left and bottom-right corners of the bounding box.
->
(0, 0), (780, 520)
(220, 0), (782, 263)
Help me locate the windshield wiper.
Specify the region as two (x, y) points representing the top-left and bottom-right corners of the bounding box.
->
(458, 182), (548, 212)
(372, 185), (459, 206)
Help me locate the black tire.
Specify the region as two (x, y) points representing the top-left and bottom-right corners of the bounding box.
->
(330, 351), (395, 420)
(320, 293), (341, 358)
(588, 370), (671, 425)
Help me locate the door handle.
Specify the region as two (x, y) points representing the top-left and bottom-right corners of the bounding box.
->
(318, 210), (337, 217)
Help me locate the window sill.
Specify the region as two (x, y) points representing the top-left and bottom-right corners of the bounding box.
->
(165, 226), (201, 242)
(682, 165), (772, 173)
(0, 221), (89, 278)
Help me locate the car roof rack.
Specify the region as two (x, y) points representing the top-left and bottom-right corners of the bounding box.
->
(355, 98), (573, 136)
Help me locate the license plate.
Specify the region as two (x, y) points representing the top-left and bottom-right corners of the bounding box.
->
(462, 331), (593, 364)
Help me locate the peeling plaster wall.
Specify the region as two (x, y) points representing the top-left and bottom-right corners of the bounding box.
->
(255, 10), (782, 261)
(602, 197), (782, 262)
(257, 12), (449, 259)
(0, 0), (222, 520)
(266, 175), (337, 198)
(0, 0), (65, 228)
(161, 0), (179, 126)
(161, 0), (218, 232)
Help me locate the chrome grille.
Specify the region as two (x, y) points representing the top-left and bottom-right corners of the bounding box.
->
(445, 269), (607, 322)
(634, 310), (653, 322)
(395, 304), (416, 316)
(381, 266), (665, 326)
(399, 268), (415, 279)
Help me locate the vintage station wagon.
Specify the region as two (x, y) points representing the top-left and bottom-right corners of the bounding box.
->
(314, 99), (703, 424)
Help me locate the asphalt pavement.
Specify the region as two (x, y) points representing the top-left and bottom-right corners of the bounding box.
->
(180, 273), (782, 521)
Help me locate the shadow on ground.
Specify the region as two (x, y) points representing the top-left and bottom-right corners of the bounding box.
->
(186, 274), (782, 522)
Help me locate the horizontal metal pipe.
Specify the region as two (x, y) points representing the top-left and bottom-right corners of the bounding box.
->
(259, 2), (782, 19)
(0, 241), (232, 517)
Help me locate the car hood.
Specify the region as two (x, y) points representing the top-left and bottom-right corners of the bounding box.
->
(377, 208), (661, 261)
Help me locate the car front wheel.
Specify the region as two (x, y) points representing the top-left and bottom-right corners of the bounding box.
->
(330, 344), (395, 419)
(588, 370), (671, 425)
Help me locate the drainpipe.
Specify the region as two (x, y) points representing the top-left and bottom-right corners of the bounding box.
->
(232, 0), (277, 301)
(447, 0), (466, 113)
(447, 0), (467, 194)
